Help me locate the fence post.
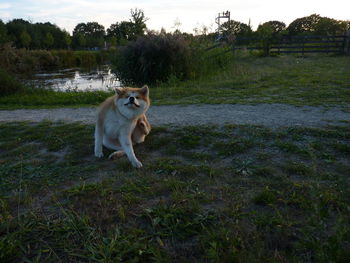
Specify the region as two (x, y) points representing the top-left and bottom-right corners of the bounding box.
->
(345, 30), (350, 55)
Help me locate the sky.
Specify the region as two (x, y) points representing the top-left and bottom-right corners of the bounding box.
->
(0, 0), (349, 34)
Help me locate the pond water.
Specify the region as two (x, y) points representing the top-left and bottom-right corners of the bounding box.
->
(29, 65), (122, 92)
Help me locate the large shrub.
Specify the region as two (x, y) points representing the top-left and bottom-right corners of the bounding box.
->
(0, 68), (23, 96)
(112, 33), (196, 85)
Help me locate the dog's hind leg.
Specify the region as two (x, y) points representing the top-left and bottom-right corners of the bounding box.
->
(108, 151), (126, 159)
(103, 136), (126, 160)
(103, 137), (122, 151)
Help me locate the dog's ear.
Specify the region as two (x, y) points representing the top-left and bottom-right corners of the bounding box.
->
(140, 85), (149, 97)
(115, 88), (124, 96)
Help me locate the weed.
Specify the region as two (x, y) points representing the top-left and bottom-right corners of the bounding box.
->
(282, 161), (314, 176)
(0, 122), (349, 261)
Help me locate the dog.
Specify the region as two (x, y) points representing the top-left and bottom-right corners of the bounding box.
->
(94, 85), (150, 168)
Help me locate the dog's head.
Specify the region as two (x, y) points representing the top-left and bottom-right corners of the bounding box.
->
(115, 85), (150, 119)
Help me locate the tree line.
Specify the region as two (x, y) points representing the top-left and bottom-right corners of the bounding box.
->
(0, 11), (349, 50)
(220, 14), (350, 41)
(0, 9), (147, 50)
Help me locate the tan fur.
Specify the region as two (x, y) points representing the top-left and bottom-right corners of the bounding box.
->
(94, 86), (150, 168)
(132, 114), (151, 144)
(97, 96), (151, 146)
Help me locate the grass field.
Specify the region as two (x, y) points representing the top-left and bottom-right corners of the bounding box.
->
(0, 55), (349, 109)
(1, 121), (349, 262)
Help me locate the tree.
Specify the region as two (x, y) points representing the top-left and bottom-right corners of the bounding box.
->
(43, 32), (54, 48)
(73, 23), (87, 36)
(72, 33), (86, 49)
(130, 8), (148, 38)
(20, 31), (31, 48)
(258, 21), (286, 35)
(221, 20), (252, 37)
(256, 24), (274, 38)
(0, 20), (8, 44)
(287, 14), (349, 35)
(107, 9), (147, 45)
(6, 19), (31, 47)
(63, 31), (72, 49)
(6, 19), (71, 49)
(72, 22), (105, 49)
(314, 17), (349, 35)
(107, 21), (137, 44)
(287, 14), (321, 35)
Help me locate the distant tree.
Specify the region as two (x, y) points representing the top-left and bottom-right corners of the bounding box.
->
(85, 22), (105, 38)
(72, 22), (105, 49)
(221, 20), (252, 37)
(314, 17), (349, 35)
(173, 17), (182, 32)
(6, 19), (31, 47)
(78, 33), (86, 47)
(20, 30), (31, 48)
(258, 21), (286, 35)
(130, 8), (148, 38)
(43, 32), (54, 48)
(107, 9), (147, 45)
(256, 23), (274, 38)
(63, 31), (71, 48)
(107, 21), (134, 43)
(72, 33), (86, 49)
(0, 20), (8, 44)
(108, 36), (117, 48)
(287, 14), (321, 35)
(73, 23), (87, 36)
(6, 19), (70, 49)
(86, 22), (105, 47)
(288, 14), (349, 35)
(42, 22), (68, 49)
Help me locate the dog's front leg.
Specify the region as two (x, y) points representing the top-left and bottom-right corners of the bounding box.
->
(94, 120), (104, 158)
(119, 132), (142, 168)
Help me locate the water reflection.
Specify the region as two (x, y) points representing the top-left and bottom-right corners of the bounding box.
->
(30, 65), (122, 92)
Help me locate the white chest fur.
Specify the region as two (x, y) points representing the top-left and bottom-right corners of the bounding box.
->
(104, 109), (137, 139)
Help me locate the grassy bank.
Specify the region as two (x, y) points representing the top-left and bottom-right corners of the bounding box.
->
(0, 55), (350, 109)
(0, 121), (349, 262)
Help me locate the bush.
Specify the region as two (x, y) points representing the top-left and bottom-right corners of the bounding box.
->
(112, 33), (196, 85)
(51, 50), (76, 67)
(32, 50), (59, 69)
(0, 68), (24, 96)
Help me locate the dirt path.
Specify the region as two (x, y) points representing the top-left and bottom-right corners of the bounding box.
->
(1, 104), (349, 128)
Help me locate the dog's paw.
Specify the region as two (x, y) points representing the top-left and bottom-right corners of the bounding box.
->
(131, 159), (143, 168)
(108, 151), (125, 160)
(94, 150), (104, 158)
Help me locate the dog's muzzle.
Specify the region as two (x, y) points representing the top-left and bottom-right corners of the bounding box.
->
(124, 97), (140, 107)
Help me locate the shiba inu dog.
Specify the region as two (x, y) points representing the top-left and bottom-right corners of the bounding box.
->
(94, 86), (150, 168)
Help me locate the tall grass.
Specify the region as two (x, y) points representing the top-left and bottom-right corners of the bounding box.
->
(0, 68), (24, 96)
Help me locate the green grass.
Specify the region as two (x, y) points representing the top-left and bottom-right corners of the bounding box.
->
(0, 55), (350, 109)
(1, 121), (350, 262)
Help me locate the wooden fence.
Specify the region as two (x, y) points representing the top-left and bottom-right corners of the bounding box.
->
(231, 33), (349, 55)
